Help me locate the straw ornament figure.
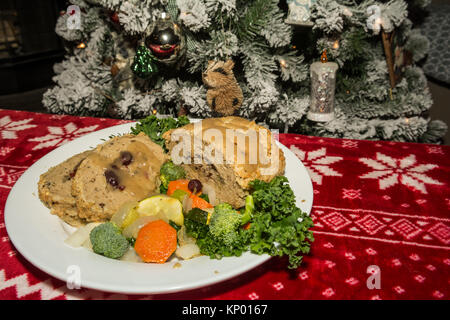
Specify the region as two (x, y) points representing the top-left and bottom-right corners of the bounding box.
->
(202, 60), (243, 116)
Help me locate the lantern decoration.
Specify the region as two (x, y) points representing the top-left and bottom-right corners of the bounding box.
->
(307, 50), (338, 122)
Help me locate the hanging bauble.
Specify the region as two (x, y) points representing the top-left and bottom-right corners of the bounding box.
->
(144, 13), (186, 68)
(131, 45), (158, 79)
(109, 11), (120, 24)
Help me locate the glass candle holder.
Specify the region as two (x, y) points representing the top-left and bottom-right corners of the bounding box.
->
(307, 60), (338, 122)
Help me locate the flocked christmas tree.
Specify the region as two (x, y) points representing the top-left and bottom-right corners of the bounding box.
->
(43, 0), (447, 143)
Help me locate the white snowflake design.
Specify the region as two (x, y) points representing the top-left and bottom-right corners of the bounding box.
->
(28, 122), (99, 150)
(342, 189), (362, 200)
(290, 146), (342, 185)
(426, 146), (444, 155)
(0, 165), (27, 188)
(0, 146), (14, 157)
(359, 153), (443, 194)
(342, 140), (358, 149)
(0, 116), (36, 139)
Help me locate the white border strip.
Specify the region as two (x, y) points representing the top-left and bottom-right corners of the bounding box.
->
(314, 205), (450, 223)
(313, 230), (450, 250)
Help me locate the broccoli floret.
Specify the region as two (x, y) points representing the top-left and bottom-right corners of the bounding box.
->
(90, 222), (129, 259)
(159, 161), (186, 193)
(209, 203), (242, 246)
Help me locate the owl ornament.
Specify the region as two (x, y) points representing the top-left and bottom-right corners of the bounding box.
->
(202, 60), (243, 116)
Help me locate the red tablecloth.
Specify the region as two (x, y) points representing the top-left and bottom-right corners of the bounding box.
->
(0, 109), (449, 300)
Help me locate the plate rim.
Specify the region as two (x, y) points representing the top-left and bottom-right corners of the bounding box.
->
(4, 121), (313, 295)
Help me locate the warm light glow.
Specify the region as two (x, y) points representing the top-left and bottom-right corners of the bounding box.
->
(292, 45), (296, 49)
(280, 59), (287, 68)
(405, 118), (409, 124)
(320, 50), (328, 63)
(333, 40), (339, 49)
(375, 17), (383, 28)
(77, 42), (86, 49)
(152, 109), (157, 115)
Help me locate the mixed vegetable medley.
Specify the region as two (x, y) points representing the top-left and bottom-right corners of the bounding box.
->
(65, 116), (314, 269)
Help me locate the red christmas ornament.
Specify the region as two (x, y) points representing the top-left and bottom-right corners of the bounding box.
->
(144, 14), (186, 67)
(147, 44), (176, 58)
(110, 11), (120, 24)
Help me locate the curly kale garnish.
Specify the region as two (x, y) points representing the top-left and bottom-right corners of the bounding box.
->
(130, 115), (190, 151)
(185, 176), (314, 269)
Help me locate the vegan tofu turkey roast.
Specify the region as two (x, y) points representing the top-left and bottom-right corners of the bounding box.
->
(38, 116), (284, 224)
(35, 116), (313, 269)
(163, 117), (286, 208)
(38, 150), (92, 226)
(38, 132), (168, 226)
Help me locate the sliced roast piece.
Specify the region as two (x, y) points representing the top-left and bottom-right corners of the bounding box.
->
(38, 150), (92, 226)
(163, 117), (285, 208)
(72, 133), (168, 222)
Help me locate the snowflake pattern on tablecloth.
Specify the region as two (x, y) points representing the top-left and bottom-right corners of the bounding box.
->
(28, 122), (99, 150)
(345, 277), (359, 286)
(0, 116), (36, 140)
(322, 288), (335, 298)
(0, 147), (14, 157)
(0, 164), (27, 189)
(313, 205), (450, 248)
(0, 269), (67, 300)
(0, 111), (449, 300)
(342, 140), (358, 149)
(359, 153), (444, 194)
(290, 146), (342, 185)
(342, 189), (362, 200)
(426, 146), (444, 155)
(0, 269), (132, 300)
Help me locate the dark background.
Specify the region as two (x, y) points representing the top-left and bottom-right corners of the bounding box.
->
(0, 0), (65, 95)
(0, 0), (448, 144)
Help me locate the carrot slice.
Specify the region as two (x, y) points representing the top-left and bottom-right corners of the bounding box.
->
(167, 179), (202, 197)
(190, 194), (214, 210)
(167, 179), (212, 209)
(134, 220), (177, 263)
(167, 179), (190, 196)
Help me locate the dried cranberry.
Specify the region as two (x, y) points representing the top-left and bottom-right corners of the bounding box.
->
(105, 169), (119, 188)
(188, 179), (202, 194)
(120, 151), (133, 166)
(69, 170), (76, 179)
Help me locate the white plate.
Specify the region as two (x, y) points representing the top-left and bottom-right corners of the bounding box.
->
(4, 121), (313, 294)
